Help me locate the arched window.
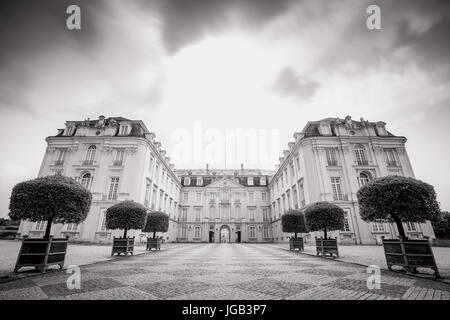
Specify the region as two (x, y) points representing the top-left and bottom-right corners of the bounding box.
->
(359, 171), (372, 187)
(85, 145), (96, 165)
(80, 172), (92, 190)
(354, 144), (368, 165)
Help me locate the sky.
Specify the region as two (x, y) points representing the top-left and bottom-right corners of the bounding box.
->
(0, 0), (449, 217)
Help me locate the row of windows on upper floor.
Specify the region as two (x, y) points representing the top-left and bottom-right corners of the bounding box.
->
(270, 146), (401, 198)
(54, 145), (126, 167)
(178, 225), (271, 239)
(178, 206), (271, 222)
(180, 191), (269, 202)
(181, 176), (267, 187)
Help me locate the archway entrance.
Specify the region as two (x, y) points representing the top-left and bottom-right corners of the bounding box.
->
(220, 225), (230, 243)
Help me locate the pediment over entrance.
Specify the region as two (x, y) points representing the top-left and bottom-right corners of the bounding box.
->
(206, 177), (243, 189)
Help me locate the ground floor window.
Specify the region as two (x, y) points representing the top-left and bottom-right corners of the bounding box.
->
(249, 226), (256, 239)
(405, 221), (417, 232)
(35, 220), (46, 231)
(181, 226), (187, 238)
(66, 223), (79, 232)
(372, 220), (386, 232)
(263, 226), (270, 238)
(194, 226), (201, 238)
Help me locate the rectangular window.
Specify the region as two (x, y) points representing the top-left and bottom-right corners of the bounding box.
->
(66, 223), (78, 232)
(263, 226), (269, 239)
(35, 220), (46, 231)
(261, 192), (267, 201)
(183, 192), (188, 201)
(194, 226), (201, 238)
(113, 149), (125, 166)
(249, 226), (256, 239)
(196, 192), (202, 202)
(342, 210), (351, 232)
(108, 177), (120, 200)
(326, 148), (338, 166)
(181, 208), (188, 222)
(385, 148), (398, 166)
(99, 209), (108, 231)
(195, 207), (201, 221)
(181, 226), (187, 238)
(210, 206), (216, 219)
(249, 208), (256, 221)
(197, 177), (203, 186)
(405, 222), (417, 232)
(247, 177), (254, 186)
(331, 177), (343, 201)
(372, 220), (386, 232)
(249, 192), (254, 202)
(56, 148), (68, 166)
(262, 208), (269, 222)
(260, 176), (267, 186)
(234, 205), (241, 220)
(295, 157), (300, 171)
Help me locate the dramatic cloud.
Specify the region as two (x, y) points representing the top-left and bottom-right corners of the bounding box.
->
(0, 0), (450, 216)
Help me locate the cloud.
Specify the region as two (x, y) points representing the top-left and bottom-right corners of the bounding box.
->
(272, 67), (319, 100)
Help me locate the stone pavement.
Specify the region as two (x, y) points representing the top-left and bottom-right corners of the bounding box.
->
(0, 243), (449, 300)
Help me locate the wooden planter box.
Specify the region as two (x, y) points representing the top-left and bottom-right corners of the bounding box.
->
(14, 236), (69, 273)
(111, 237), (135, 256)
(146, 238), (161, 251)
(382, 237), (440, 277)
(289, 237), (304, 251)
(315, 237), (339, 258)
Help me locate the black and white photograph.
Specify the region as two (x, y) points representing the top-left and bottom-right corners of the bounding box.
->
(0, 0), (449, 309)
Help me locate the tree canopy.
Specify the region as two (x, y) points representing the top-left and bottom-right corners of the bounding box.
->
(9, 175), (92, 239)
(281, 209), (307, 238)
(305, 201), (345, 239)
(105, 200), (147, 237)
(357, 175), (440, 238)
(143, 211), (169, 238)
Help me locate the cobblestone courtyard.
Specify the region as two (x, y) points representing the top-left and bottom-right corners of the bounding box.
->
(1, 243), (449, 300)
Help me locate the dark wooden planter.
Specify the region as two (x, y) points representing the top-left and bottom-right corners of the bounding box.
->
(14, 236), (69, 273)
(315, 237), (339, 258)
(111, 237), (135, 256)
(146, 238), (161, 251)
(289, 237), (304, 251)
(382, 237), (440, 277)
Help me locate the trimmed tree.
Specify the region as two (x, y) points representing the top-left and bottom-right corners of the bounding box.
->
(143, 211), (169, 238)
(9, 175), (92, 240)
(305, 202), (345, 239)
(432, 211), (450, 239)
(281, 209), (307, 239)
(105, 200), (147, 237)
(357, 175), (440, 239)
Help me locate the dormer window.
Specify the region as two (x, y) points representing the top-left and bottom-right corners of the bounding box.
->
(247, 177), (254, 186)
(260, 177), (266, 186)
(65, 126), (75, 136)
(119, 125), (129, 135)
(197, 177), (203, 186)
(184, 177), (191, 186)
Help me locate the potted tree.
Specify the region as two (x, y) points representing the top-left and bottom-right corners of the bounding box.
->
(9, 175), (91, 272)
(281, 209), (307, 251)
(357, 175), (441, 276)
(106, 200), (147, 256)
(143, 211), (169, 250)
(305, 202), (344, 258)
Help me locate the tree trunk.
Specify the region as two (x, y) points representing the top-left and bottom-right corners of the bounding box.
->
(393, 217), (406, 239)
(294, 232), (297, 239)
(153, 230), (156, 239)
(44, 216), (53, 240)
(123, 228), (127, 238)
(324, 226), (327, 239)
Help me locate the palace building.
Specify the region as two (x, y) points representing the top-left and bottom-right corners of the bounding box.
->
(17, 115), (436, 244)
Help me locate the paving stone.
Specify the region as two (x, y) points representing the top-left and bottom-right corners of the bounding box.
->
(112, 272), (177, 285)
(0, 286), (48, 300)
(234, 279), (312, 298)
(40, 277), (125, 298)
(135, 280), (213, 299)
(52, 286), (158, 300)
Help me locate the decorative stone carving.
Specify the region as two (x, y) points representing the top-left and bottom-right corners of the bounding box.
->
(46, 147), (56, 154)
(128, 147), (138, 155)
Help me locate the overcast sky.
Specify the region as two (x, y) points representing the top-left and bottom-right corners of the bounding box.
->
(0, 0), (449, 217)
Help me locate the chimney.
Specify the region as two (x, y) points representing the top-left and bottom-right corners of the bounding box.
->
(240, 163), (244, 171)
(206, 163), (209, 172)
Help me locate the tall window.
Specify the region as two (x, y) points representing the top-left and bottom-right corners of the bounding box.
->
(299, 183), (305, 207)
(196, 192), (202, 202)
(181, 208), (188, 221)
(354, 144), (368, 165)
(342, 210), (351, 232)
(326, 148), (338, 166)
(152, 186), (157, 209)
(261, 192), (267, 201)
(210, 206), (216, 219)
(247, 177), (254, 186)
(249, 208), (256, 221)
(194, 226), (201, 238)
(331, 177), (343, 200)
(119, 125), (128, 135)
(295, 156), (301, 171)
(181, 226), (187, 238)
(262, 208), (269, 222)
(263, 226), (270, 238)
(183, 192), (188, 201)
(56, 148), (68, 165)
(248, 192), (254, 202)
(108, 177), (120, 200)
(144, 182), (151, 208)
(114, 149), (125, 166)
(195, 207), (201, 221)
(85, 145), (96, 165)
(358, 171), (372, 187)
(249, 226), (256, 239)
(235, 205), (241, 220)
(99, 209), (108, 231)
(405, 222), (417, 232)
(80, 172), (92, 190)
(385, 148), (398, 166)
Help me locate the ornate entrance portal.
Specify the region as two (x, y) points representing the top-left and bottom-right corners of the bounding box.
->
(220, 225), (230, 243)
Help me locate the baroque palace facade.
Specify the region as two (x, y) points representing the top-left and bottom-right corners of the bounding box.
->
(17, 115), (436, 245)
